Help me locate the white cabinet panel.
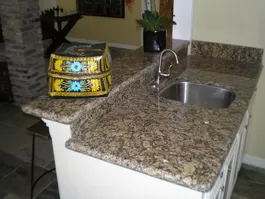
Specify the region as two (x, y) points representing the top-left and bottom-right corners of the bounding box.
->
(236, 111), (250, 175)
(223, 134), (239, 199)
(204, 117), (247, 199)
(205, 169), (226, 199)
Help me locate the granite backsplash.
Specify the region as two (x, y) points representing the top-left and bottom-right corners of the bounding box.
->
(191, 40), (264, 64)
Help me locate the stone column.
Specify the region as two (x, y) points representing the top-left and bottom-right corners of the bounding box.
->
(0, 0), (47, 105)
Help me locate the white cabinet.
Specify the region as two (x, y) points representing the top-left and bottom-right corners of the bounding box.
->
(204, 134), (239, 199)
(221, 111), (250, 199)
(223, 134), (240, 199)
(203, 110), (250, 199)
(208, 168), (227, 199)
(43, 110), (251, 199)
(236, 111), (250, 175)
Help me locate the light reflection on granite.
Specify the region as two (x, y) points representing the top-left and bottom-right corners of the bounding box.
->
(22, 40), (189, 124)
(191, 40), (264, 64)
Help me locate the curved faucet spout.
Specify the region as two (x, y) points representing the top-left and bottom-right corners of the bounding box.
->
(153, 49), (179, 87)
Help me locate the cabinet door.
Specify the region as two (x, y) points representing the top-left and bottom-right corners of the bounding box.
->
(204, 136), (239, 199)
(236, 127), (247, 174)
(236, 111), (250, 175)
(204, 170), (227, 199)
(223, 135), (239, 199)
(203, 111), (249, 199)
(212, 188), (222, 199)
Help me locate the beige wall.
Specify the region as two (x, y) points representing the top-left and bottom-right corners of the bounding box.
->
(39, 0), (57, 10)
(193, 0), (265, 159)
(193, 0), (265, 48)
(57, 0), (142, 46)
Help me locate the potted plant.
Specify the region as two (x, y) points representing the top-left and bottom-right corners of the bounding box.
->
(136, 0), (176, 52)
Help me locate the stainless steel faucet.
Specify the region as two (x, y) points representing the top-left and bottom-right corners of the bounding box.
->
(152, 49), (179, 88)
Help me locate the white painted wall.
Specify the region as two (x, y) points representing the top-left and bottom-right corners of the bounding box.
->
(192, 0), (265, 48)
(38, 0), (57, 11)
(172, 0), (194, 41)
(192, 0), (265, 162)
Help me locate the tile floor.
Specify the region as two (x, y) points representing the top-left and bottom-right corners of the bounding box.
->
(0, 102), (265, 199)
(232, 165), (265, 199)
(0, 151), (58, 198)
(0, 103), (54, 168)
(0, 102), (57, 198)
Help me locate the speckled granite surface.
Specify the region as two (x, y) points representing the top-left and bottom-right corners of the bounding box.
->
(22, 39), (262, 193)
(22, 39), (188, 124)
(191, 40), (264, 64)
(67, 56), (261, 192)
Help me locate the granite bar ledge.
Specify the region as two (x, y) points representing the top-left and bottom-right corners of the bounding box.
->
(22, 39), (189, 124)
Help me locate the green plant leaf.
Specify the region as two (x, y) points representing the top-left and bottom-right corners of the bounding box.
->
(136, 10), (176, 31)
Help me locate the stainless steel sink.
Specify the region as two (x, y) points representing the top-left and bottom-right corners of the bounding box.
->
(159, 81), (236, 109)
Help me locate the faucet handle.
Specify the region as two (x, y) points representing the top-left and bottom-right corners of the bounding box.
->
(159, 64), (173, 77)
(168, 64), (173, 74)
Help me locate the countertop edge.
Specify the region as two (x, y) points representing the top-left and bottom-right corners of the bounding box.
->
(21, 40), (190, 124)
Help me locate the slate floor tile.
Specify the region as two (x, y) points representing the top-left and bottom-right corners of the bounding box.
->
(0, 151), (24, 180)
(45, 161), (55, 171)
(233, 167), (265, 199)
(0, 123), (32, 156)
(0, 163), (56, 199)
(0, 103), (40, 130)
(35, 181), (60, 199)
(231, 194), (250, 199)
(15, 138), (54, 168)
(241, 165), (265, 182)
(3, 193), (22, 199)
(0, 190), (7, 198)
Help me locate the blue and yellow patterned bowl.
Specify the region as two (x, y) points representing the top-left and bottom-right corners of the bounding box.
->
(48, 43), (112, 97)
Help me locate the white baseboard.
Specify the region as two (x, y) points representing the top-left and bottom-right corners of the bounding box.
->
(243, 154), (265, 169)
(66, 37), (140, 50)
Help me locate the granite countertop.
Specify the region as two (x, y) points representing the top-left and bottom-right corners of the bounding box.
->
(22, 39), (262, 193)
(22, 39), (189, 124)
(66, 55), (261, 192)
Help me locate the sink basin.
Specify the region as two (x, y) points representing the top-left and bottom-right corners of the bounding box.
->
(159, 81), (236, 109)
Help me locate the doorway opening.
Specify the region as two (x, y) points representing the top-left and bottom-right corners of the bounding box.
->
(159, 0), (174, 39)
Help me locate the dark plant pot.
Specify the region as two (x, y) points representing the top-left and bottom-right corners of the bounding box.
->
(143, 30), (166, 52)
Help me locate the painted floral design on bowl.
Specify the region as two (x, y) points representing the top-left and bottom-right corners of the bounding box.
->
(53, 78), (101, 92)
